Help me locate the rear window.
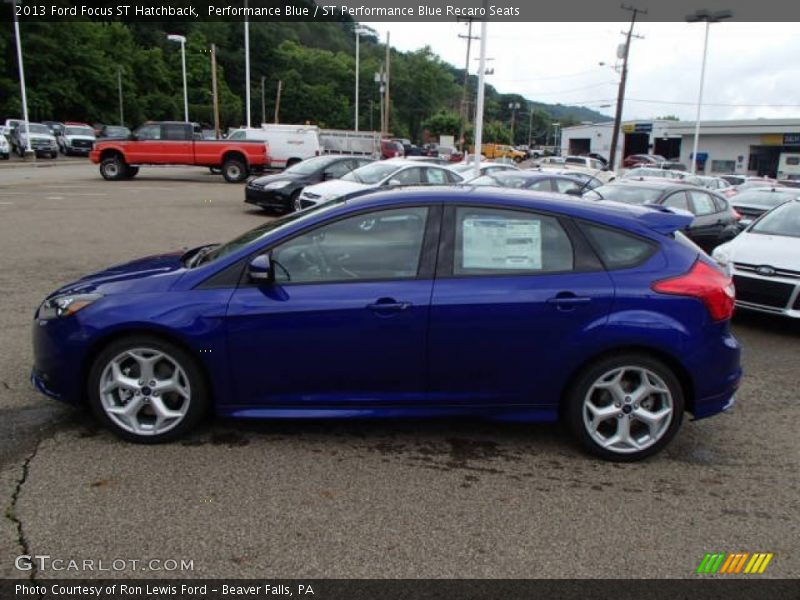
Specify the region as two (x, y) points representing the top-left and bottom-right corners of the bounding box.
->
(580, 223), (657, 270)
(592, 185), (663, 205)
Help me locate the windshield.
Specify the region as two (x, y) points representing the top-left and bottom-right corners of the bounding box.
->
(284, 155), (340, 176)
(750, 201), (800, 237)
(591, 185), (664, 204)
(196, 200), (343, 266)
(65, 127), (95, 137)
(26, 124), (50, 135)
(736, 181), (780, 192)
(341, 162), (400, 184)
(734, 190), (797, 208)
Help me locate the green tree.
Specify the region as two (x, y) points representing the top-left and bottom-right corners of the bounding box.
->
(422, 111), (462, 139)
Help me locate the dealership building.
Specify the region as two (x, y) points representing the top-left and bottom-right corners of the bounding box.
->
(560, 118), (800, 176)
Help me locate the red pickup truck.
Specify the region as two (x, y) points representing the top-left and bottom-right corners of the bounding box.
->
(89, 121), (269, 183)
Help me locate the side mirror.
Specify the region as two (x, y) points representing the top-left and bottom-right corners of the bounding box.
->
(565, 189), (583, 196)
(386, 178), (402, 186)
(129, 133), (138, 141)
(248, 254), (272, 282)
(322, 171), (334, 181)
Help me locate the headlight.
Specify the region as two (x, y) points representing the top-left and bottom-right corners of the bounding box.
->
(263, 180), (291, 190)
(711, 245), (733, 276)
(37, 293), (103, 320)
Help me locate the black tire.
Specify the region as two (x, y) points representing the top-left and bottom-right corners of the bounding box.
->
(513, 156), (523, 163)
(564, 353), (684, 462)
(87, 335), (210, 443)
(1, 154), (8, 161)
(100, 156), (127, 181)
(124, 165), (140, 179)
(50, 151), (58, 159)
(222, 157), (248, 183)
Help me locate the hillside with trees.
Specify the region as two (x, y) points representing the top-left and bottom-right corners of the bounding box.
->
(0, 18), (610, 145)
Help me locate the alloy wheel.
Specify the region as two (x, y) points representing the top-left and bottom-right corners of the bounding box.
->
(98, 347), (191, 436)
(582, 366), (674, 454)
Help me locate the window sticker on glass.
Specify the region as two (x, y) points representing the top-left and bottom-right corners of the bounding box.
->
(462, 217), (542, 270)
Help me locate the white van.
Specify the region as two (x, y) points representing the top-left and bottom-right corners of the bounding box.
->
(777, 152), (800, 180)
(227, 124), (321, 169)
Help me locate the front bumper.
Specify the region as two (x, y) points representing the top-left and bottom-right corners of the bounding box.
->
(31, 315), (91, 405)
(244, 186), (293, 212)
(731, 268), (800, 319)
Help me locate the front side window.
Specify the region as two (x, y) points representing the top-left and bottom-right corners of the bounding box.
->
(553, 178), (582, 194)
(389, 167), (423, 185)
(271, 207), (429, 284)
(323, 160), (352, 179)
(163, 124), (189, 141)
(454, 207), (574, 276)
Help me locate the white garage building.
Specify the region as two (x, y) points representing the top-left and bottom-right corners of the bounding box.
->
(561, 118), (800, 177)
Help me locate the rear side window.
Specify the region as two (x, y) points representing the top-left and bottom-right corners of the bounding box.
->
(454, 207), (574, 275)
(163, 124), (189, 141)
(580, 223), (656, 270)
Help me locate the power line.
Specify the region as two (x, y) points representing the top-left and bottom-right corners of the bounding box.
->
(567, 97), (800, 108)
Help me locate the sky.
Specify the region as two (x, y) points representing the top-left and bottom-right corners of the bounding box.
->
(368, 21), (800, 122)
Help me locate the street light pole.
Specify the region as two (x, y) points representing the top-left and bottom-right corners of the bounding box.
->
(118, 66), (124, 126)
(354, 28), (368, 132)
(686, 9), (732, 175)
(244, 0), (251, 128)
(167, 34), (188, 122)
(6, 0), (33, 158)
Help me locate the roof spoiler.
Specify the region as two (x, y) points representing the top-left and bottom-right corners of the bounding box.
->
(638, 203), (694, 234)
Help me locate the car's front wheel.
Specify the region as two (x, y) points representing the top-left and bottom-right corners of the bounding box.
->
(565, 354), (684, 461)
(88, 336), (209, 443)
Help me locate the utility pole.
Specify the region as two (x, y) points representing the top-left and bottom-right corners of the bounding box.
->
(508, 102), (520, 145)
(527, 103), (533, 147)
(376, 67), (385, 136)
(274, 80), (282, 124)
(608, 4), (646, 171)
(384, 32), (391, 135)
(473, 17), (488, 179)
(118, 67), (124, 126)
(211, 44), (220, 139)
(458, 18), (478, 152)
(261, 76), (266, 125)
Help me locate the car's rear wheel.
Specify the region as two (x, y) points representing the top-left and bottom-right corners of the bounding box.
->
(88, 336), (209, 443)
(100, 156), (127, 181)
(222, 157), (248, 183)
(565, 354), (684, 461)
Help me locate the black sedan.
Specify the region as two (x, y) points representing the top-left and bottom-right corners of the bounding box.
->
(245, 155), (373, 213)
(586, 180), (740, 252)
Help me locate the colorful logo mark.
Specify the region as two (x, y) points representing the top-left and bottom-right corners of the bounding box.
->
(696, 552), (774, 574)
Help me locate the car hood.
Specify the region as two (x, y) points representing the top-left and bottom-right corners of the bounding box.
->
(302, 179), (372, 198)
(64, 135), (96, 142)
(727, 232), (800, 270)
(49, 252), (186, 298)
(22, 133), (55, 142)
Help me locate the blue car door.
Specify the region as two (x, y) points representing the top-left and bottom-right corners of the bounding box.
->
(225, 204), (440, 408)
(427, 204), (615, 408)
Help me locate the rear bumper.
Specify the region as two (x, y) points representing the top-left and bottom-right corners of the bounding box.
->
(687, 330), (742, 420)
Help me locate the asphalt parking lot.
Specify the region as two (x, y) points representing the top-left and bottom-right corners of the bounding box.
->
(0, 159), (798, 580)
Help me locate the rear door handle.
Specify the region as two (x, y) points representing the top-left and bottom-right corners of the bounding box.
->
(367, 298), (411, 312)
(547, 294), (592, 309)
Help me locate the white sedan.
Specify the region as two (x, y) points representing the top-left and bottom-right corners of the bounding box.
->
(295, 159), (464, 211)
(713, 199), (800, 318)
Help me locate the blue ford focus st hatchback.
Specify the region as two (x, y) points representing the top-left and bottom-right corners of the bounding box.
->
(32, 187), (741, 460)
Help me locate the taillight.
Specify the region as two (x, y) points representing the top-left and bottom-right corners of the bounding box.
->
(651, 259), (735, 322)
(732, 208), (742, 221)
